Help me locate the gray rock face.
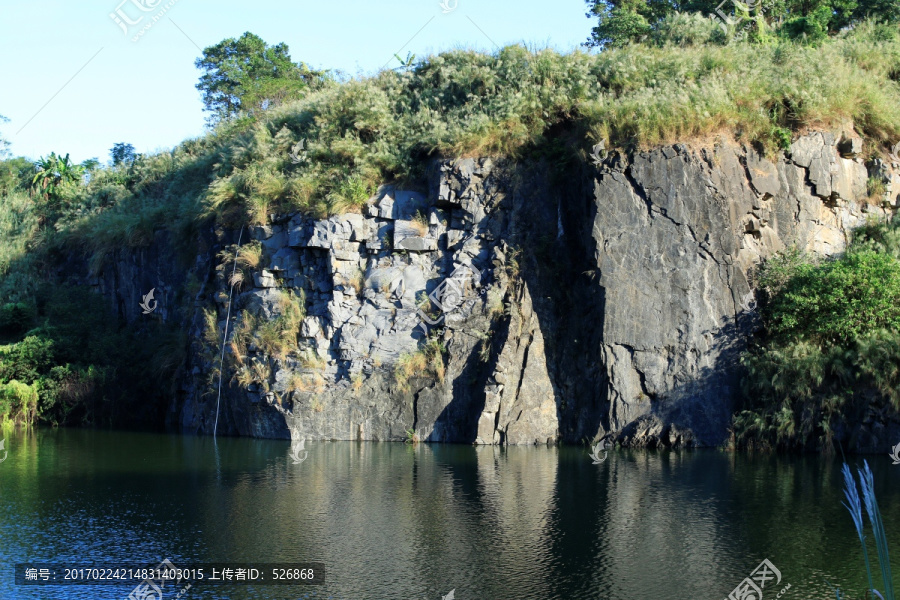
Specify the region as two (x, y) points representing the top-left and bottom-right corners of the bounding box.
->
(85, 134), (896, 448)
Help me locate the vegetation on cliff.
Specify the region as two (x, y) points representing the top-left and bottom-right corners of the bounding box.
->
(1, 18), (900, 435)
(734, 215), (900, 451)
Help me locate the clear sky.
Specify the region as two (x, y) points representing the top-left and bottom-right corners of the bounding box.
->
(0, 0), (593, 164)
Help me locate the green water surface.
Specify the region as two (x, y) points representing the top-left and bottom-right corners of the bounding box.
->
(0, 428), (897, 599)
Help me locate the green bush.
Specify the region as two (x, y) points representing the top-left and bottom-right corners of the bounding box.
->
(0, 336), (55, 383)
(0, 302), (36, 334)
(650, 12), (722, 47)
(762, 250), (900, 345)
(735, 216), (900, 450)
(0, 282), (185, 428)
(36, 365), (110, 427)
(0, 380), (39, 426)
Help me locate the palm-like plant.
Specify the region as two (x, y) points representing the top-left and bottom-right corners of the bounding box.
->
(31, 152), (85, 204)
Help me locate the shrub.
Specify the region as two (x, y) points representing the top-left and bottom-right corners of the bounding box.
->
(0, 380), (38, 426)
(0, 336), (55, 383)
(36, 365), (108, 426)
(650, 12), (721, 48)
(735, 216), (900, 450)
(762, 250), (900, 346)
(0, 302), (36, 335)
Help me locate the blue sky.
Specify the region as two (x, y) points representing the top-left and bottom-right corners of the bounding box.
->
(0, 0), (593, 164)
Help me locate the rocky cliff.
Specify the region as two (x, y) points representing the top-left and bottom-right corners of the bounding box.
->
(86, 132), (899, 447)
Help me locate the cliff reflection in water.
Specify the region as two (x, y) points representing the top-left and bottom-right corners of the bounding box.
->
(0, 430), (897, 599)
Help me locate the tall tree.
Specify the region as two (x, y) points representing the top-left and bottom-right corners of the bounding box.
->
(110, 142), (137, 167)
(585, 0), (877, 47)
(195, 32), (323, 122)
(0, 114), (10, 160)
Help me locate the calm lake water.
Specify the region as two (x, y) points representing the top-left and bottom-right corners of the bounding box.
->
(1, 428), (899, 600)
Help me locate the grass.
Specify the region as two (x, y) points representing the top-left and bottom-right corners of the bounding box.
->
(504, 246), (522, 283)
(253, 289), (305, 359)
(224, 290), (306, 389)
(410, 210), (429, 237)
(394, 338), (446, 392)
(288, 372), (325, 394)
(0, 380), (38, 427)
(485, 286), (505, 320)
(236, 241), (263, 270)
(476, 330), (493, 363)
(202, 307), (221, 348)
(405, 428), (420, 444)
(833, 461), (895, 600)
(298, 348), (326, 370)
(232, 358), (272, 392)
(351, 371), (364, 396)
(344, 268), (365, 297)
(4, 23), (900, 270)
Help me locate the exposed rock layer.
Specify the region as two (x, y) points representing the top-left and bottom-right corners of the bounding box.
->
(87, 133), (898, 447)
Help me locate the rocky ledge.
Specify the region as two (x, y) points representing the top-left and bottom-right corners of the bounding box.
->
(88, 132), (899, 447)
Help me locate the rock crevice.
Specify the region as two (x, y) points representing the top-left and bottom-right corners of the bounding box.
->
(86, 134), (897, 447)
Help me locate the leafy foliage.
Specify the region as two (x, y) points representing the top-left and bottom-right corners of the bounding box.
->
(735, 216), (900, 451)
(0, 285), (184, 427)
(195, 32), (326, 122)
(31, 152), (85, 210)
(585, 0), (900, 48)
(0, 114), (10, 160)
(110, 142), (137, 167)
(762, 250), (900, 345)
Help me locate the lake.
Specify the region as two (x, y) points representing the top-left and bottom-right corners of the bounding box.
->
(1, 428), (897, 599)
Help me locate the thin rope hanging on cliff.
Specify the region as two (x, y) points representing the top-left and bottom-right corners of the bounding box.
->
(214, 225), (244, 438)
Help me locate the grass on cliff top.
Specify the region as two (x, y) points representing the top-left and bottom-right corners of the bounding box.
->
(5, 19), (900, 298)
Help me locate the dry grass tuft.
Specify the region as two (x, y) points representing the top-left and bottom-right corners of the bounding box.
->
(394, 338), (446, 392)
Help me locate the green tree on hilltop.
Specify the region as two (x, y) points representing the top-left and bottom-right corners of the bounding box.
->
(0, 114), (10, 160)
(110, 142), (137, 167)
(585, 0), (899, 47)
(195, 32), (326, 122)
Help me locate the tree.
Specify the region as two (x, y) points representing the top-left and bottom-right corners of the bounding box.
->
(584, 0), (878, 47)
(110, 142), (137, 167)
(0, 114), (10, 160)
(586, 0), (652, 48)
(855, 0), (900, 23)
(31, 152), (85, 206)
(195, 32), (324, 122)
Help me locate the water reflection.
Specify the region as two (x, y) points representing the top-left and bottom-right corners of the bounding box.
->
(0, 429), (896, 599)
